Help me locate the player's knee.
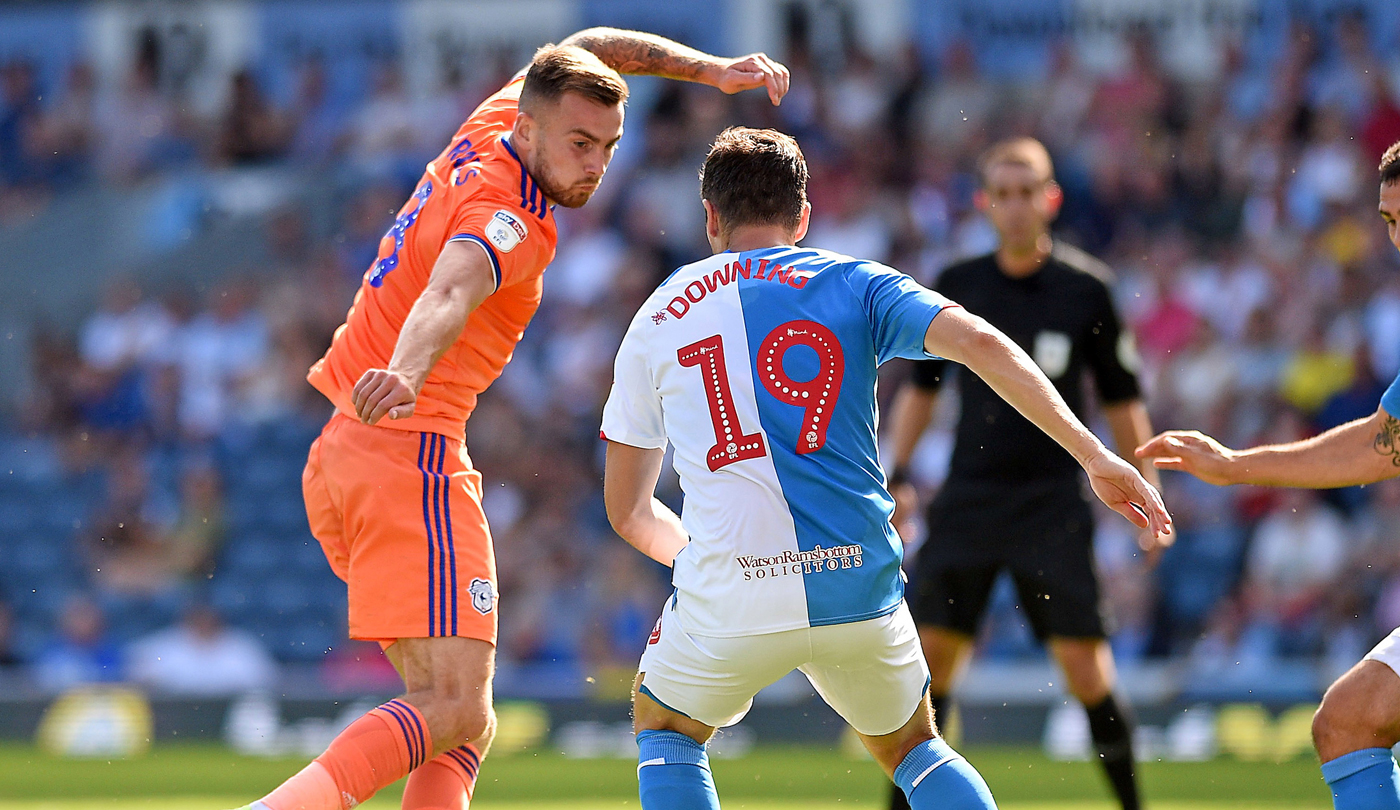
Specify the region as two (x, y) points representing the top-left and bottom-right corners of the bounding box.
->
(455, 703), (495, 745)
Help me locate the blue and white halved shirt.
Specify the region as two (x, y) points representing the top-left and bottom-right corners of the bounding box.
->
(601, 246), (954, 637)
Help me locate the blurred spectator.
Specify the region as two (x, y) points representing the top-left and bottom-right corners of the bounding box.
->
(1278, 317), (1354, 414)
(126, 604), (276, 695)
(286, 58), (346, 165)
(915, 40), (995, 143)
(219, 69), (291, 165)
(0, 60), (41, 188)
(96, 35), (195, 182)
(164, 460), (225, 581)
(86, 447), (180, 598)
(31, 597), (123, 689)
(171, 282), (270, 438)
(29, 62), (97, 186)
(348, 62), (417, 181)
(74, 277), (174, 436)
(1241, 489), (1348, 656)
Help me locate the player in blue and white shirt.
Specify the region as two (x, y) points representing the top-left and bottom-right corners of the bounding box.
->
(1137, 139), (1400, 810)
(601, 128), (1172, 810)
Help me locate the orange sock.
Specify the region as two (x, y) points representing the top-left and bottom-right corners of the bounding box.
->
(262, 700), (430, 810)
(401, 744), (482, 809)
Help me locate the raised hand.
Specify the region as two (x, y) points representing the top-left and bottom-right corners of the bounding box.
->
(1135, 430), (1238, 486)
(351, 368), (417, 425)
(713, 53), (791, 105)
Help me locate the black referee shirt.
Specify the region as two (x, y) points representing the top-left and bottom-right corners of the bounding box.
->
(913, 243), (1141, 484)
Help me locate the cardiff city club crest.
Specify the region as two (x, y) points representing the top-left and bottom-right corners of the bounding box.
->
(469, 578), (495, 615)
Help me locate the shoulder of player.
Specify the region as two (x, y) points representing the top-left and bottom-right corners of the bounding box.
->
(472, 141), (553, 224)
(1048, 241), (1116, 288)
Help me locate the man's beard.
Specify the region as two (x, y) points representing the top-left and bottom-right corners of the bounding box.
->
(528, 152), (599, 209)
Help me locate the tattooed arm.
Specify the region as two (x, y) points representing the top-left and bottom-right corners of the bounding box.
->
(560, 27), (789, 104)
(1136, 408), (1400, 488)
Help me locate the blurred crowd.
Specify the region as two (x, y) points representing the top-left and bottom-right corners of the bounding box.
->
(4, 11), (1400, 697)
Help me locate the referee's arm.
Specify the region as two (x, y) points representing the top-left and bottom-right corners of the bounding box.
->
(887, 361), (945, 485)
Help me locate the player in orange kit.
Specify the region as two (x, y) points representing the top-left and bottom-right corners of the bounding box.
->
(234, 28), (789, 810)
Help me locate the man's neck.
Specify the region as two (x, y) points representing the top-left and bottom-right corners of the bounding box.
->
(718, 225), (796, 253)
(995, 233), (1053, 278)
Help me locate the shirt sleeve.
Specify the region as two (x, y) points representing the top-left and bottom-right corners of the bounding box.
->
(600, 323), (667, 450)
(843, 261), (956, 365)
(446, 202), (551, 291)
(1083, 277), (1143, 404)
(1382, 374), (1400, 418)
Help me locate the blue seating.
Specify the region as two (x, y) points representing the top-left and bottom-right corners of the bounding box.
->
(220, 533), (285, 578)
(0, 500), (36, 537)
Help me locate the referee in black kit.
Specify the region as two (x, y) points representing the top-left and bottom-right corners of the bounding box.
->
(885, 138), (1169, 810)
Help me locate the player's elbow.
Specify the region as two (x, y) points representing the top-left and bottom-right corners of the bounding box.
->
(559, 27), (613, 52)
(604, 491), (644, 543)
(949, 317), (1007, 370)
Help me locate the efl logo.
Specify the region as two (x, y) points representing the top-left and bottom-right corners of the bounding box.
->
(486, 210), (528, 253)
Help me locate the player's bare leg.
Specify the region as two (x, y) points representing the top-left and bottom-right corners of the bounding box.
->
(632, 673), (719, 810)
(240, 637), (494, 810)
(1049, 637), (1138, 810)
(384, 637), (498, 758)
(888, 627), (975, 810)
(1314, 659), (1400, 810)
(861, 693), (996, 809)
(387, 638), (495, 809)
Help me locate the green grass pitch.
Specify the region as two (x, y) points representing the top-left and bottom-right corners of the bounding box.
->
(0, 743), (1331, 808)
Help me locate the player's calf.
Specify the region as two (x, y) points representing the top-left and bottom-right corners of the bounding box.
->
(861, 695), (997, 810)
(632, 674), (720, 810)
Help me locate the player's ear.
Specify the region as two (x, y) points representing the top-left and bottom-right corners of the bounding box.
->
(973, 188), (990, 213)
(513, 110), (535, 147)
(1044, 180), (1064, 218)
(792, 201), (811, 243)
(703, 199), (723, 250)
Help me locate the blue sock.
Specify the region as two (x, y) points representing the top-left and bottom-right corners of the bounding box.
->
(1322, 748), (1400, 810)
(636, 729), (720, 810)
(894, 737), (998, 810)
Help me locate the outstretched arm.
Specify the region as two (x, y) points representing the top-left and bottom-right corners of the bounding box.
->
(1136, 409), (1400, 488)
(604, 441), (689, 567)
(351, 240), (496, 424)
(925, 307), (1171, 537)
(561, 27), (789, 104)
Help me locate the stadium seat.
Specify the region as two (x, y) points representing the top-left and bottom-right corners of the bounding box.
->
(220, 533), (284, 577)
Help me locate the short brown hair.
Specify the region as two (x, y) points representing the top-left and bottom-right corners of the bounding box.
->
(1381, 140), (1400, 186)
(520, 45), (628, 112)
(979, 137), (1055, 186)
(700, 127), (808, 233)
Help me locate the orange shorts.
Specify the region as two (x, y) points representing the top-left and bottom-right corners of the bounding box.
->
(303, 413), (498, 645)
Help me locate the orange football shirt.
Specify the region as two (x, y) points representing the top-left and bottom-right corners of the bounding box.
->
(308, 77), (558, 442)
